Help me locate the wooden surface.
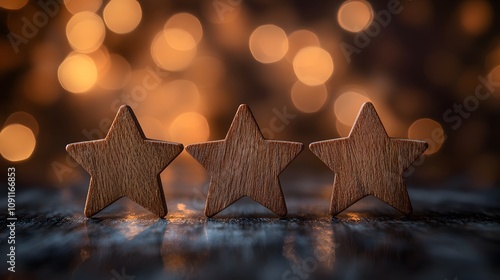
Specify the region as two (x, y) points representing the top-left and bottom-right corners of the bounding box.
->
(66, 105), (183, 218)
(310, 102), (428, 216)
(186, 104), (303, 217)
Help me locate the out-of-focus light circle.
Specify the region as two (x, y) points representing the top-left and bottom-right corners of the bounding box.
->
(98, 54), (131, 90)
(0, 0), (28, 10)
(58, 53), (98, 94)
(285, 29), (320, 62)
(408, 118), (444, 155)
(337, 0), (374, 32)
(293, 46), (334, 86)
(139, 116), (168, 141)
(64, 0), (101, 14)
(151, 30), (196, 71)
(163, 80), (200, 111)
(291, 81), (328, 113)
(165, 13), (203, 44)
(459, 0), (492, 35)
(66, 12), (105, 53)
(4, 112), (39, 137)
(334, 90), (370, 126)
(169, 112), (210, 144)
(103, 0), (141, 34)
(249, 24), (288, 63)
(0, 124), (36, 162)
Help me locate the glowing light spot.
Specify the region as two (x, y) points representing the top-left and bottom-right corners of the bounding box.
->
(64, 0), (102, 14)
(459, 0), (492, 35)
(58, 53), (98, 94)
(169, 112), (210, 144)
(291, 81), (327, 113)
(103, 0), (141, 34)
(165, 13), (203, 44)
(138, 116), (168, 141)
(337, 0), (374, 32)
(98, 54), (131, 90)
(163, 80), (200, 111)
(4, 112), (39, 137)
(0, 124), (36, 162)
(334, 90), (370, 126)
(249, 24), (288, 63)
(66, 12), (105, 53)
(293, 46), (334, 86)
(0, 0), (28, 10)
(151, 30), (196, 71)
(488, 65), (500, 95)
(286, 29), (320, 62)
(408, 118), (444, 155)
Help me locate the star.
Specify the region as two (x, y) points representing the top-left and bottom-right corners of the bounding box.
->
(309, 102), (428, 216)
(186, 104), (303, 217)
(66, 105), (183, 218)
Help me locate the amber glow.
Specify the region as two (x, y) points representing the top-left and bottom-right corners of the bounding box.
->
(337, 0), (374, 32)
(408, 118), (444, 155)
(293, 47), (334, 86)
(334, 90), (371, 126)
(151, 30), (196, 71)
(98, 54), (131, 90)
(64, 0), (102, 14)
(169, 112), (210, 144)
(103, 0), (142, 34)
(249, 24), (289, 63)
(66, 12), (106, 53)
(0, 124), (36, 162)
(291, 81), (327, 113)
(4, 112), (39, 137)
(0, 0), (28, 10)
(286, 29), (320, 62)
(459, 0), (492, 35)
(165, 13), (203, 44)
(58, 53), (98, 94)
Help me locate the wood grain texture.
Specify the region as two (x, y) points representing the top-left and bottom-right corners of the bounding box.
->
(186, 104), (303, 217)
(66, 105), (183, 218)
(309, 102), (428, 216)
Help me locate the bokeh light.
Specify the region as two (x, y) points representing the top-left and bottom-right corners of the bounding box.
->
(185, 56), (226, 88)
(488, 65), (500, 95)
(64, 0), (102, 14)
(151, 30), (197, 71)
(103, 0), (142, 34)
(4, 112), (39, 137)
(138, 116), (168, 141)
(98, 54), (131, 90)
(249, 24), (288, 64)
(285, 29), (320, 62)
(0, 124), (36, 162)
(337, 0), (374, 33)
(408, 118), (445, 155)
(58, 53), (98, 94)
(165, 13), (203, 44)
(293, 46), (334, 86)
(66, 11), (106, 53)
(291, 81), (328, 113)
(169, 112), (210, 144)
(0, 0), (28, 10)
(458, 0), (492, 35)
(334, 89), (371, 126)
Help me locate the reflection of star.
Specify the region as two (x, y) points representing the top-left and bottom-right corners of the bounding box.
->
(66, 105), (183, 218)
(186, 104), (303, 217)
(310, 102), (427, 216)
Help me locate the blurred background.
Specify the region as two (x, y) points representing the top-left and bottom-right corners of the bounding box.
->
(0, 0), (499, 192)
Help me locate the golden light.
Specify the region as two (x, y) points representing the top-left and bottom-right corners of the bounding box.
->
(285, 29), (320, 62)
(459, 0), (492, 35)
(408, 118), (445, 155)
(162, 80), (201, 112)
(488, 65), (500, 95)
(151, 30), (196, 71)
(58, 53), (98, 94)
(98, 54), (131, 90)
(249, 24), (289, 63)
(334, 89), (370, 126)
(0, 0), (28, 10)
(0, 124), (36, 162)
(66, 11), (106, 53)
(185, 56), (226, 88)
(291, 81), (328, 113)
(138, 116), (168, 141)
(335, 119), (351, 137)
(337, 0), (374, 32)
(169, 112), (210, 144)
(64, 0), (102, 14)
(293, 46), (334, 86)
(4, 112), (39, 137)
(103, 0), (142, 34)
(165, 13), (203, 44)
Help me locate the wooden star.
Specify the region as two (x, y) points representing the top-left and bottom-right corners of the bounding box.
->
(309, 102), (428, 216)
(186, 104), (303, 217)
(66, 105), (183, 218)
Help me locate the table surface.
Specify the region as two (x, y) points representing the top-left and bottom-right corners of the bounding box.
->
(1, 181), (499, 280)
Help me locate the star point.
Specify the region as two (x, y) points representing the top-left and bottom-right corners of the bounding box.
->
(310, 102), (427, 216)
(186, 104), (303, 217)
(66, 105), (183, 218)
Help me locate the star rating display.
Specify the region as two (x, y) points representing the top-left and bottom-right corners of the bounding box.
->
(310, 102), (428, 216)
(186, 104), (303, 217)
(66, 105), (183, 218)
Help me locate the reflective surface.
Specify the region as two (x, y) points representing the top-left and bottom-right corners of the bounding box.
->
(1, 183), (499, 280)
